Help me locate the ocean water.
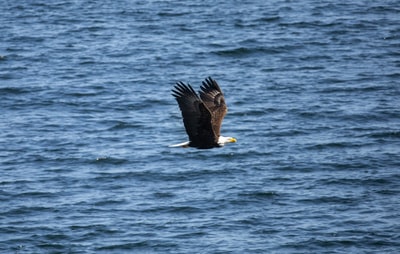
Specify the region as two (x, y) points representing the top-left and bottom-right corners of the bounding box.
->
(1, 0), (400, 253)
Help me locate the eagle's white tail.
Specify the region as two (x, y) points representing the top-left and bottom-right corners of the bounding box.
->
(169, 141), (190, 148)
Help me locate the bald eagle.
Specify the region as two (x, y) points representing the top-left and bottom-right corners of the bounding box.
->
(170, 77), (237, 149)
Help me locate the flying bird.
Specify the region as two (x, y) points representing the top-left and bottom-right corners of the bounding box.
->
(170, 77), (237, 149)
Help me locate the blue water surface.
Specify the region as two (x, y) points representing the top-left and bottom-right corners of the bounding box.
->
(1, 0), (400, 253)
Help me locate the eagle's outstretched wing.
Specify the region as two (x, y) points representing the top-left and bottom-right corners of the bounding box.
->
(172, 82), (218, 148)
(199, 77), (227, 137)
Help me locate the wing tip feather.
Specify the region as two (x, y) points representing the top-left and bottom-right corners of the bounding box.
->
(200, 76), (223, 94)
(172, 81), (200, 100)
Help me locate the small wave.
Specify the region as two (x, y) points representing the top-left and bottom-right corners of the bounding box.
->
(306, 141), (362, 150)
(157, 11), (190, 17)
(256, 16), (281, 23)
(13, 191), (58, 199)
(96, 241), (178, 252)
(94, 156), (129, 165)
(238, 190), (279, 199)
(368, 131), (400, 139)
(213, 46), (283, 56)
(0, 87), (29, 94)
(319, 84), (387, 93)
(107, 121), (144, 130)
(299, 195), (358, 205)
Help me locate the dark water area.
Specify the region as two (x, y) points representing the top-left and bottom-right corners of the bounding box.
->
(1, 0), (400, 253)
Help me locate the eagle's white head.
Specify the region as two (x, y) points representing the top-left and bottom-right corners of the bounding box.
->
(217, 136), (237, 146)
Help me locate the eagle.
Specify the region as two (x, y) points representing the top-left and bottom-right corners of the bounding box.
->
(170, 77), (237, 149)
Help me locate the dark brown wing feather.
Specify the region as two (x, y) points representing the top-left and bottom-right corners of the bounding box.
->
(199, 77), (227, 137)
(171, 81), (218, 148)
